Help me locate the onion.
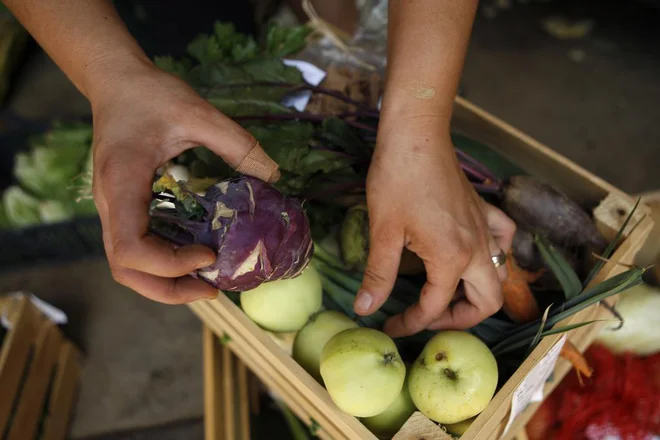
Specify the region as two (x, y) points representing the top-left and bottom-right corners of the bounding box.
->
(596, 283), (660, 356)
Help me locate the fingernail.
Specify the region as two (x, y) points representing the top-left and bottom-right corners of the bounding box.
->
(270, 169), (281, 183)
(354, 290), (373, 314)
(195, 255), (216, 269)
(196, 261), (213, 270)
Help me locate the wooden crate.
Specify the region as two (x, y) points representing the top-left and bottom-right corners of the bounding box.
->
(189, 96), (654, 440)
(0, 294), (82, 440)
(203, 325), (257, 440)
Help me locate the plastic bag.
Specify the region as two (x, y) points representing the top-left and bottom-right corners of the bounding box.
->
(296, 0), (390, 75)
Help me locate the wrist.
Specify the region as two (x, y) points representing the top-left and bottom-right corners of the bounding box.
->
(376, 108), (454, 158)
(379, 78), (454, 128)
(83, 49), (154, 104)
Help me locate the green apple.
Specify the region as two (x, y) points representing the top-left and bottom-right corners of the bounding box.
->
(444, 416), (476, 436)
(292, 310), (359, 383)
(240, 263), (322, 332)
(408, 331), (498, 424)
(360, 368), (417, 439)
(320, 327), (406, 418)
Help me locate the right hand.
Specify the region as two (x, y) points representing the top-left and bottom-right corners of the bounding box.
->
(87, 56), (279, 304)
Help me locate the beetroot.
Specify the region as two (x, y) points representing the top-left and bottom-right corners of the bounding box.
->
(502, 176), (607, 252)
(150, 174), (314, 292)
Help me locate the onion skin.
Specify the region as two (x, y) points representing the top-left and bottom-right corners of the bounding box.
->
(151, 175), (314, 292)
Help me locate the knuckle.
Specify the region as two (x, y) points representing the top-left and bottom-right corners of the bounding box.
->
(111, 237), (134, 267)
(450, 236), (473, 267)
(363, 265), (391, 287)
(399, 311), (419, 335)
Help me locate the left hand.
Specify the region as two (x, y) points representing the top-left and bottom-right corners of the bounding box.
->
(354, 116), (516, 338)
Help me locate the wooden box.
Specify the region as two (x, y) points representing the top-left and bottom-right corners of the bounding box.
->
(189, 96), (654, 440)
(0, 294), (82, 440)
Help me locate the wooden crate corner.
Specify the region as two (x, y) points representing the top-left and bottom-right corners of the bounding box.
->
(0, 295), (83, 440)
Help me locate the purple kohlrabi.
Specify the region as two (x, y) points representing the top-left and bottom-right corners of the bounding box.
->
(150, 174), (314, 292)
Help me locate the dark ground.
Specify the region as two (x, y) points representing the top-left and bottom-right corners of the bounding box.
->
(0, 0), (659, 439)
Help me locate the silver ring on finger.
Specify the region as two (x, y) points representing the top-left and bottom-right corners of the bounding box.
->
(491, 250), (507, 268)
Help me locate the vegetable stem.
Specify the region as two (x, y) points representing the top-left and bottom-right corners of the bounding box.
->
(455, 148), (501, 184)
(232, 112), (378, 132)
(198, 82), (379, 113)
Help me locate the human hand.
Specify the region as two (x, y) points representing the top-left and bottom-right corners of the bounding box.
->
(87, 56), (279, 304)
(354, 116), (516, 337)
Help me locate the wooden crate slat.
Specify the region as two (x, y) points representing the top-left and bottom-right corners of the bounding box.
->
(7, 320), (63, 440)
(221, 344), (236, 440)
(192, 302), (341, 440)
(192, 299), (368, 440)
(236, 360), (251, 440)
(193, 296), (375, 440)
(193, 304), (337, 440)
(40, 341), (82, 440)
(0, 296), (45, 432)
(203, 326), (225, 440)
(392, 412), (452, 440)
(191, 302), (343, 440)
(249, 373), (260, 416)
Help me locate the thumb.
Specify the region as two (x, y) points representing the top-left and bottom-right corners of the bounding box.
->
(355, 227), (404, 316)
(190, 108), (280, 183)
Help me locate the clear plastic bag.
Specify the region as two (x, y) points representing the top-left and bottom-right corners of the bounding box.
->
(296, 0), (390, 75)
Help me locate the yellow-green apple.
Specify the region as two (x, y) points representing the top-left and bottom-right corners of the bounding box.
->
(444, 416), (476, 436)
(292, 310), (358, 383)
(408, 331), (498, 424)
(240, 263), (322, 332)
(320, 327), (406, 417)
(360, 368), (417, 438)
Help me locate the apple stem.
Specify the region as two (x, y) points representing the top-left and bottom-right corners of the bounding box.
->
(444, 368), (458, 381)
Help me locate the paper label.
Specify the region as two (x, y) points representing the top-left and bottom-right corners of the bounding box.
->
(503, 334), (567, 435)
(280, 59), (327, 111)
(1, 292), (68, 330)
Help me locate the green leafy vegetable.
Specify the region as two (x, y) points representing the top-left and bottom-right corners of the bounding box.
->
(494, 320), (605, 356)
(491, 267), (646, 355)
(14, 122), (92, 200)
(535, 234), (582, 299)
(265, 22), (311, 58)
(3, 186), (41, 227)
(527, 305), (552, 356)
(38, 200), (74, 224)
(206, 97), (293, 117)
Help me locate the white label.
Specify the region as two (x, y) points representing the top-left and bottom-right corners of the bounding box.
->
(503, 334), (567, 435)
(280, 59), (327, 111)
(1, 292), (68, 330)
